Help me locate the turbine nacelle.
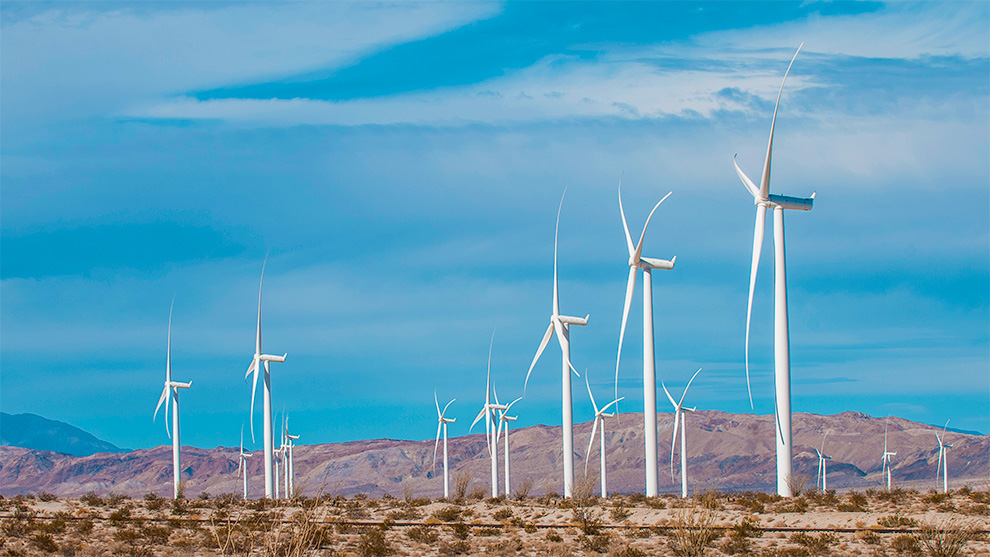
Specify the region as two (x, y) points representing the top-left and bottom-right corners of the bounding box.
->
(638, 255), (676, 270)
(558, 314), (589, 327)
(767, 193), (814, 211)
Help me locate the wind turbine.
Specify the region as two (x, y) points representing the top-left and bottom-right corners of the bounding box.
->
(470, 331), (508, 497)
(244, 256), (287, 499)
(273, 412), (283, 499)
(283, 415), (299, 498)
(661, 368), (702, 498)
(881, 419), (896, 491)
(238, 425), (252, 500)
(934, 419), (952, 493)
(734, 44), (815, 497)
(615, 182), (675, 497)
(584, 373), (624, 497)
(433, 393), (456, 498)
(523, 188), (589, 498)
(815, 430), (831, 492)
(154, 300), (192, 499)
(495, 392), (523, 497)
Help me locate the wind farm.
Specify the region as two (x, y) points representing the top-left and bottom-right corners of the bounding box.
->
(2, 1), (988, 555)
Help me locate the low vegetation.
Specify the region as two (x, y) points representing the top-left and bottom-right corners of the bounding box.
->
(0, 487), (986, 555)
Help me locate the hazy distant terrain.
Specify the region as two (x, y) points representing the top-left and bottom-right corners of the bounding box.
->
(0, 411), (986, 498)
(0, 412), (123, 457)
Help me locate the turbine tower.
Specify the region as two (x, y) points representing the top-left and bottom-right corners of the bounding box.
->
(734, 44), (815, 497)
(245, 256), (287, 499)
(615, 182), (676, 497)
(433, 393), (456, 499)
(154, 300), (192, 500)
(470, 332), (508, 497)
(661, 368), (702, 498)
(881, 419), (896, 491)
(495, 392), (523, 497)
(283, 415), (299, 498)
(934, 420), (952, 493)
(238, 426), (252, 500)
(524, 188), (589, 498)
(815, 430), (831, 492)
(584, 373), (623, 497)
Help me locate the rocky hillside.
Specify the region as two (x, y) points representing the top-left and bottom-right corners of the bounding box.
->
(0, 412), (122, 456)
(0, 411), (986, 498)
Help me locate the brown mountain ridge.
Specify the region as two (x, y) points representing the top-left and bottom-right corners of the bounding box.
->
(1, 411), (986, 498)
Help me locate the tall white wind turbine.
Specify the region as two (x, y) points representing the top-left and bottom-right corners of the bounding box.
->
(238, 425), (252, 500)
(495, 392), (523, 497)
(154, 300), (193, 499)
(662, 368), (701, 498)
(615, 182), (676, 497)
(881, 419), (896, 491)
(815, 430), (831, 492)
(433, 393), (456, 498)
(471, 332), (508, 497)
(523, 188), (589, 498)
(734, 44), (815, 497)
(934, 420), (952, 493)
(584, 373), (624, 497)
(244, 256), (287, 499)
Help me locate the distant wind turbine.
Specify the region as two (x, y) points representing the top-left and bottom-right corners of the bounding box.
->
(614, 181), (675, 497)
(523, 188), (589, 498)
(238, 425), (252, 500)
(283, 415), (299, 498)
(734, 44), (816, 497)
(662, 368), (702, 498)
(433, 392), (456, 498)
(495, 391), (523, 497)
(154, 300), (192, 499)
(815, 430), (831, 492)
(881, 419), (896, 491)
(934, 419), (952, 493)
(471, 331), (508, 497)
(584, 373), (623, 497)
(244, 255), (287, 499)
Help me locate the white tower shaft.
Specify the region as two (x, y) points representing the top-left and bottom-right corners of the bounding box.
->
(263, 369), (274, 498)
(642, 268), (659, 497)
(503, 423), (510, 496)
(490, 410), (499, 497)
(680, 412), (688, 498)
(172, 391), (181, 499)
(599, 424), (607, 497)
(561, 325), (574, 498)
(773, 206), (793, 497)
(442, 424), (449, 498)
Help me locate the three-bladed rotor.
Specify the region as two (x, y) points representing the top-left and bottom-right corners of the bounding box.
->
(662, 368), (702, 481)
(584, 373), (624, 473)
(433, 392), (456, 470)
(245, 255), (287, 442)
(154, 299), (192, 437)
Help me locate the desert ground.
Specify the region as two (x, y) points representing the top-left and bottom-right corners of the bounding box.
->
(1, 481), (987, 556)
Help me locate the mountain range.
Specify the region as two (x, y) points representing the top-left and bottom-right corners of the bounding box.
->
(1, 410), (986, 498)
(1, 412), (123, 457)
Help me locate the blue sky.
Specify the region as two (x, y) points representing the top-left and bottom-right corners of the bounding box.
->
(2, 1), (987, 452)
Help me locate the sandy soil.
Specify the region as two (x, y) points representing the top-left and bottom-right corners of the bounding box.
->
(1, 486), (987, 556)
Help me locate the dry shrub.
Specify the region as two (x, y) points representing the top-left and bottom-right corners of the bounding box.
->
(572, 473), (598, 509)
(878, 513), (919, 528)
(431, 504), (462, 522)
(666, 507), (718, 557)
(695, 488), (722, 511)
(453, 470), (471, 500)
(406, 524), (439, 544)
(790, 532), (836, 556)
(786, 474), (810, 497)
(357, 525), (394, 556)
(514, 477), (533, 500)
(891, 534), (922, 555)
(917, 518), (977, 557)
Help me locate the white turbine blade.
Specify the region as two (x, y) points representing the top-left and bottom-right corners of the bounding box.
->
(504, 396), (523, 414)
(586, 417), (600, 474)
(821, 430), (829, 454)
(614, 266), (638, 400)
(486, 329), (495, 407)
(553, 187), (566, 317)
(585, 374), (599, 414)
(773, 384), (785, 444)
(166, 298), (173, 385)
(240, 425), (244, 455)
(441, 398), (455, 420)
(552, 320), (580, 378)
(661, 379), (677, 409)
(632, 192), (672, 263)
(618, 174), (635, 257)
(524, 323), (555, 395)
(256, 253), (267, 355)
(469, 406), (487, 434)
(744, 204), (767, 408)
(678, 368), (702, 409)
(883, 419), (889, 454)
(941, 419), (950, 438)
(433, 421), (442, 470)
(435, 391), (441, 418)
(154, 385), (168, 423)
(493, 384), (500, 407)
(248, 360), (259, 443)
(600, 397), (624, 414)
(760, 43), (803, 200)
(670, 411), (680, 482)
(733, 155), (760, 198)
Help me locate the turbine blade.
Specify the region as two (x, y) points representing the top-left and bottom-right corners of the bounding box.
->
(679, 368), (702, 408)
(745, 204), (767, 409)
(734, 155), (760, 198)
(249, 361), (259, 443)
(586, 374), (599, 414)
(661, 380), (677, 408)
(632, 192), (672, 263)
(433, 421), (442, 470)
(670, 411), (680, 483)
(166, 298), (173, 385)
(256, 254), (267, 356)
(941, 419), (950, 438)
(441, 398), (455, 420)
(504, 396), (523, 414)
(487, 329), (495, 407)
(773, 384), (785, 445)
(154, 386), (168, 423)
(615, 266), (638, 400)
(618, 174), (635, 257)
(600, 397), (624, 414)
(470, 407), (487, 433)
(760, 43), (803, 200)
(435, 391), (441, 418)
(524, 323), (555, 395)
(240, 424), (244, 454)
(586, 417), (600, 475)
(553, 189), (566, 317)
